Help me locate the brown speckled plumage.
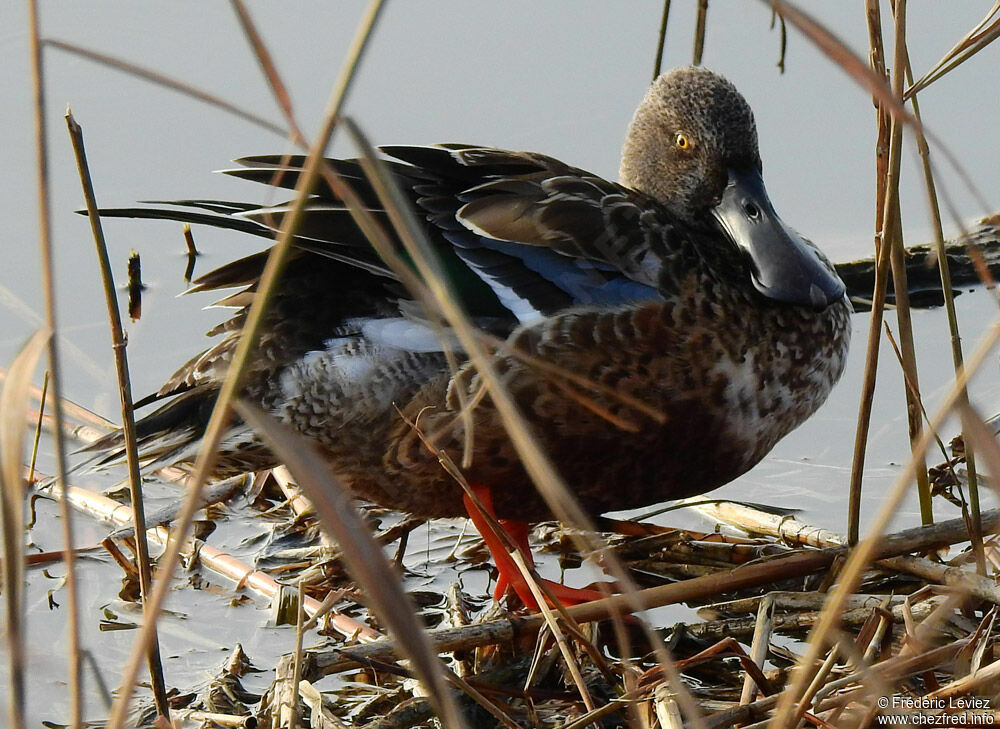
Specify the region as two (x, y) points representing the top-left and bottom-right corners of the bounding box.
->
(86, 67), (851, 522)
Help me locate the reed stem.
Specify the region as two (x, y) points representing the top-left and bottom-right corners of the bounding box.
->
(66, 110), (171, 721)
(28, 2), (82, 725)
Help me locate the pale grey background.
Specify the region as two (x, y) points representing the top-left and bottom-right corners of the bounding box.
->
(2, 2), (999, 723)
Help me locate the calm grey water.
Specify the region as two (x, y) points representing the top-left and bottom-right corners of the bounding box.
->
(3, 2), (1000, 724)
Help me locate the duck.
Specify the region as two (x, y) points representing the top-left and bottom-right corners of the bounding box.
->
(87, 67), (851, 608)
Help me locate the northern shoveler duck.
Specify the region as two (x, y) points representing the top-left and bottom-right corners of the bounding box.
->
(88, 67), (851, 607)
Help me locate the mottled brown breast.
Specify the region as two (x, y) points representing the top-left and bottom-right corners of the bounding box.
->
(350, 279), (850, 521)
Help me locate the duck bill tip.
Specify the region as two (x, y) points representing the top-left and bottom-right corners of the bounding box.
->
(711, 168), (845, 308)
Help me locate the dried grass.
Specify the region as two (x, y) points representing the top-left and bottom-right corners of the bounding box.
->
(11, 2), (1000, 728)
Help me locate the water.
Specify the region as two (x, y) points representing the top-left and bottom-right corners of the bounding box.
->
(3, 2), (1000, 724)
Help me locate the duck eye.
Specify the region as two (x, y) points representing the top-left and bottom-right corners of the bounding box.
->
(675, 132), (693, 150)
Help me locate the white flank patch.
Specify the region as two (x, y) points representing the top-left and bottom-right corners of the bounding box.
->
(475, 276), (544, 325)
(350, 317), (460, 353)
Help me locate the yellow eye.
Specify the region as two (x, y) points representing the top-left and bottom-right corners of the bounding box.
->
(675, 132), (693, 150)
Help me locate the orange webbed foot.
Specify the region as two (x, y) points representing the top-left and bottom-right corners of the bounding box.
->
(463, 484), (614, 610)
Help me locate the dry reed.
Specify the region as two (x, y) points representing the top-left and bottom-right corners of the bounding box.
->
(11, 2), (1000, 728)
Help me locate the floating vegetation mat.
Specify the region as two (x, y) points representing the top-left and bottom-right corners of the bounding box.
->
(15, 382), (1000, 728)
(10, 2), (1000, 727)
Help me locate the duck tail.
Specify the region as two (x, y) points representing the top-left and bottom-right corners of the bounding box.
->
(74, 384), (255, 475)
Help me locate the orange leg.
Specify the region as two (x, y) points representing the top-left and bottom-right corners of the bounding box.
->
(495, 520), (533, 600)
(463, 484), (609, 609)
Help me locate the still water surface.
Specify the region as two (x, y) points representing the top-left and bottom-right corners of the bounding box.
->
(3, 2), (1000, 724)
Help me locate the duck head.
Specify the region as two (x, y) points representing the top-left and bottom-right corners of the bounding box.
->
(620, 67), (844, 309)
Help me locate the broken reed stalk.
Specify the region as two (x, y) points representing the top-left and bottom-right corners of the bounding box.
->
(851, 0), (933, 542)
(283, 580), (306, 729)
(883, 0), (934, 528)
(692, 496), (1000, 605)
(0, 367), (117, 431)
(297, 681), (339, 729)
(66, 109), (170, 721)
(172, 710), (256, 728)
(681, 596), (940, 643)
(881, 325), (959, 465)
(681, 497), (845, 547)
(27, 2), (82, 725)
(271, 465), (316, 519)
(739, 594), (774, 705)
(905, 4), (1000, 99)
(771, 10), (788, 72)
(102, 5), (388, 727)
(693, 0), (708, 65)
(27, 370), (48, 484)
(268, 655), (299, 728)
(880, 554), (1000, 604)
(847, 0), (892, 546)
(652, 0), (671, 81)
(42, 39), (287, 138)
(706, 591), (905, 617)
(230, 0), (307, 149)
(794, 644), (839, 728)
(30, 410), (106, 452)
(37, 470), (380, 640)
(11, 376), (195, 486)
(182, 225), (198, 283)
(511, 550), (597, 714)
(902, 46), (984, 572)
(0, 331), (50, 729)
